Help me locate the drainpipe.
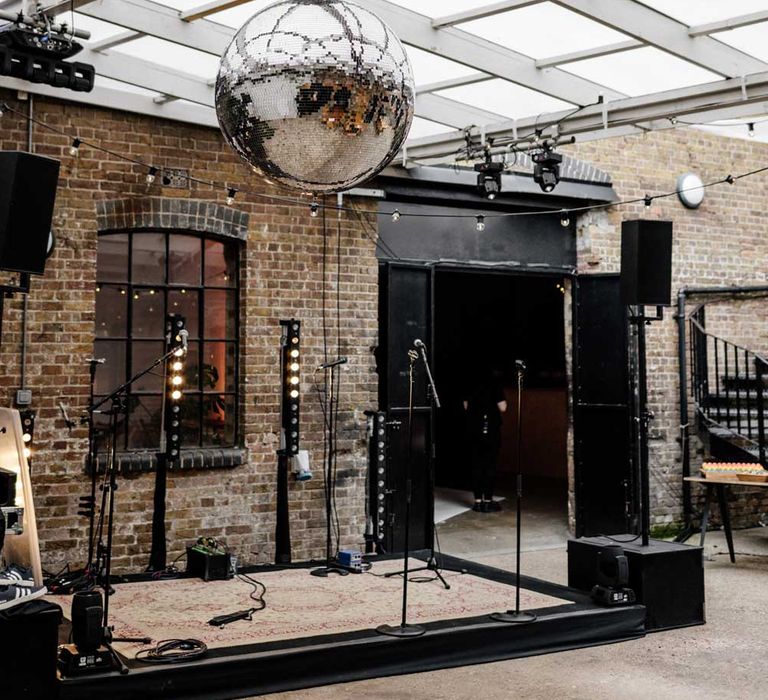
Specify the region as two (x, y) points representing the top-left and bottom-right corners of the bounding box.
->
(676, 288), (691, 527)
(19, 95), (33, 397)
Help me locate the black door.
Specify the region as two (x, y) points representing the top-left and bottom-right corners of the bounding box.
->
(573, 274), (633, 536)
(377, 263), (433, 552)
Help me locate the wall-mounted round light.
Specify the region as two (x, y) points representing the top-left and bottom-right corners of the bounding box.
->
(676, 172), (705, 209)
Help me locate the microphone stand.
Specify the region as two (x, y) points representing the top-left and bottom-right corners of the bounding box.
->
(491, 361), (537, 624)
(383, 340), (461, 590)
(377, 349), (425, 637)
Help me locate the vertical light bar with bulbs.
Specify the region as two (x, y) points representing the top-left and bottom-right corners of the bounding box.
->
(19, 409), (35, 463)
(164, 314), (187, 466)
(280, 319), (301, 456)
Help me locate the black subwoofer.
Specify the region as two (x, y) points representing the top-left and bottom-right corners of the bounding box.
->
(620, 219), (673, 306)
(0, 151), (60, 275)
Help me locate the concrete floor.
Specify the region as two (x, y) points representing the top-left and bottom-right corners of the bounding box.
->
(259, 492), (768, 700)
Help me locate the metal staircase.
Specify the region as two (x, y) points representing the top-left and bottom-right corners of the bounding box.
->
(689, 305), (767, 466)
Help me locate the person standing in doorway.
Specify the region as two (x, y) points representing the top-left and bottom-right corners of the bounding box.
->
(463, 369), (507, 512)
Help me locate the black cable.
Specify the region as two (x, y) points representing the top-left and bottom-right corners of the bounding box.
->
(135, 638), (207, 664)
(237, 572), (267, 610)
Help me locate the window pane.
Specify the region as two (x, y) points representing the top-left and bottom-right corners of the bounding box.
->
(132, 233), (166, 284)
(204, 240), (237, 287)
(204, 290), (237, 339)
(93, 410), (127, 454)
(180, 394), (201, 448)
(202, 342), (236, 393)
(169, 234), (202, 286)
(127, 395), (162, 450)
(94, 340), (126, 395)
(132, 288), (165, 338)
(95, 285), (127, 338)
(183, 340), (200, 392)
(168, 288), (199, 339)
(97, 234), (128, 282)
(132, 341), (165, 392)
(202, 394), (235, 446)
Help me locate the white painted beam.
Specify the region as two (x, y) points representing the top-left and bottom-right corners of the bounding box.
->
(404, 70), (768, 160)
(0, 75), (218, 127)
(416, 93), (508, 128)
(688, 10), (768, 37)
(357, 0), (622, 105)
(416, 72), (490, 95)
(180, 0), (251, 22)
(534, 39), (642, 69)
(41, 0), (95, 12)
(89, 30), (141, 52)
(431, 0), (544, 29)
(553, 0), (768, 77)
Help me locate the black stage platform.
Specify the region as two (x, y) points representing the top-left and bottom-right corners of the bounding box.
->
(57, 553), (646, 699)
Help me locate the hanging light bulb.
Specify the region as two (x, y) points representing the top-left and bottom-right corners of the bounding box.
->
(644, 194), (652, 210)
(476, 214), (485, 232)
(310, 201), (319, 218)
(748, 122), (755, 137)
(69, 138), (82, 157)
(146, 166), (158, 185)
(725, 174), (735, 185)
(226, 187), (237, 205)
(391, 209), (401, 222)
(560, 210), (570, 228)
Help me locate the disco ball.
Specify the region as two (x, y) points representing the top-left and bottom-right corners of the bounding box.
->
(215, 0), (415, 194)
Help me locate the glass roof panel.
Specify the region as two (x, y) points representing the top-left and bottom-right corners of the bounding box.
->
(716, 25), (768, 63)
(111, 36), (220, 81)
(94, 76), (163, 98)
(637, 0), (768, 25)
(564, 47), (721, 97)
(406, 47), (481, 86)
(437, 78), (573, 120)
(407, 117), (459, 140)
(370, 1), (505, 19)
(461, 3), (631, 59)
(68, 13), (132, 43)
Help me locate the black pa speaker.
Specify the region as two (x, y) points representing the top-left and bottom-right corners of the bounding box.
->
(620, 219), (673, 306)
(0, 151), (60, 275)
(71, 590), (104, 652)
(0, 467), (16, 507)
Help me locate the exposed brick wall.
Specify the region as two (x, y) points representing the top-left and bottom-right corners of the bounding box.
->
(567, 128), (768, 529)
(0, 91), (378, 571)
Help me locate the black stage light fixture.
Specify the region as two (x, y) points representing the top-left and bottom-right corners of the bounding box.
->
(532, 149), (563, 193)
(280, 319), (301, 456)
(474, 160), (504, 200)
(590, 544), (636, 607)
(164, 314), (187, 465)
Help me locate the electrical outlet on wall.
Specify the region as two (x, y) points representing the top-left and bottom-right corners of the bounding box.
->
(15, 389), (32, 406)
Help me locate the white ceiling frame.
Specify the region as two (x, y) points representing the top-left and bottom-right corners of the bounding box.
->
(552, 0), (768, 78)
(357, 0), (623, 105)
(40, 0), (95, 12)
(431, 0), (544, 29)
(405, 70), (768, 160)
(89, 30), (142, 53)
(534, 39), (642, 69)
(416, 93), (507, 128)
(180, 0), (252, 22)
(688, 11), (768, 37)
(416, 73), (490, 95)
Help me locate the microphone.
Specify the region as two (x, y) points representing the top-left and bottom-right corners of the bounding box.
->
(414, 339), (425, 348)
(515, 359), (527, 371)
(178, 329), (189, 352)
(318, 357), (347, 370)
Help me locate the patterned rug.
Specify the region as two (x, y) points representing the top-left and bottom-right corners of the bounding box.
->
(48, 559), (570, 653)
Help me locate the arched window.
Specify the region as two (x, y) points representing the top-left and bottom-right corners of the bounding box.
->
(94, 231), (239, 451)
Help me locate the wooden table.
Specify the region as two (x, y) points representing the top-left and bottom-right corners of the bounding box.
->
(683, 476), (768, 563)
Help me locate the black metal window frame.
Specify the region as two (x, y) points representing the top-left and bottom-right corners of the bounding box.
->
(94, 228), (241, 452)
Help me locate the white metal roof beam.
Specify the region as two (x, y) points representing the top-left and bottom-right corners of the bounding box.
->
(431, 0), (544, 29)
(535, 39), (642, 69)
(89, 30), (142, 52)
(416, 72), (490, 95)
(357, 0), (622, 105)
(41, 0), (95, 12)
(180, 0), (251, 22)
(404, 70), (768, 160)
(688, 11), (768, 37)
(416, 93), (508, 128)
(553, 0), (768, 77)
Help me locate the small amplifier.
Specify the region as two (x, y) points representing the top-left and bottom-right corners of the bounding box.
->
(186, 545), (232, 582)
(57, 644), (114, 676)
(337, 550), (363, 572)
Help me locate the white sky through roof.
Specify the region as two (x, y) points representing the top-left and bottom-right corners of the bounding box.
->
(13, 0), (764, 148)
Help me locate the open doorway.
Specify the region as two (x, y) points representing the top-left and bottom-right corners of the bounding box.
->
(433, 270), (569, 554)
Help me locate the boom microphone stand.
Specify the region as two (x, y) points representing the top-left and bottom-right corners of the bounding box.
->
(491, 360), (537, 624)
(377, 349), (425, 637)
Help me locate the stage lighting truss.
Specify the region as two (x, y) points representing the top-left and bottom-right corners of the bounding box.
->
(164, 314), (187, 465)
(280, 319), (301, 457)
(532, 149), (563, 193)
(370, 411), (389, 545)
(19, 408), (35, 462)
(474, 160), (504, 200)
